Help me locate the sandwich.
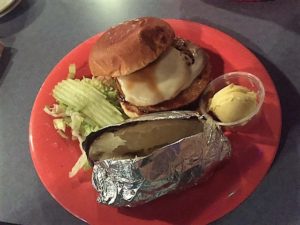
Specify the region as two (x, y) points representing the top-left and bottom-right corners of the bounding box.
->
(89, 17), (211, 117)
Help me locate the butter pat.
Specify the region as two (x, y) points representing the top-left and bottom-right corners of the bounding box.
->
(208, 84), (257, 123)
(0, 0), (14, 13)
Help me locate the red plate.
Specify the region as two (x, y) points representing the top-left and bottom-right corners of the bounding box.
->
(29, 19), (281, 225)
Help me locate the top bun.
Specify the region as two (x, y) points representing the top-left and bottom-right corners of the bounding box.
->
(89, 17), (175, 77)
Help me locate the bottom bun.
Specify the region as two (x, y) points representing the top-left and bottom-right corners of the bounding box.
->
(120, 61), (211, 118)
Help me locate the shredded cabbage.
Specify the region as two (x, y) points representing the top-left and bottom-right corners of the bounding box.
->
(67, 64), (76, 79)
(44, 64), (126, 177)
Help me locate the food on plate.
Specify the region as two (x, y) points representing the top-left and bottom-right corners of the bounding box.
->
(88, 116), (203, 161)
(208, 84), (257, 123)
(89, 17), (211, 118)
(44, 17), (213, 179)
(83, 111), (231, 207)
(44, 65), (126, 177)
(43, 17), (233, 206)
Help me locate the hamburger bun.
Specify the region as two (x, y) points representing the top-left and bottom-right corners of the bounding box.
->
(89, 17), (175, 78)
(88, 17), (212, 118)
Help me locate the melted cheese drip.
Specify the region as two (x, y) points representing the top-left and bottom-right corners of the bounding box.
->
(117, 46), (205, 106)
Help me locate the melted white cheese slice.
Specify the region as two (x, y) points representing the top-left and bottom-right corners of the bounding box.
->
(117, 46), (205, 106)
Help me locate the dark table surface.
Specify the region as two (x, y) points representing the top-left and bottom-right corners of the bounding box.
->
(0, 1), (299, 225)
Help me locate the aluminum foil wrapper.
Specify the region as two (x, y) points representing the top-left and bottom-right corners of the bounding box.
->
(85, 111), (231, 207)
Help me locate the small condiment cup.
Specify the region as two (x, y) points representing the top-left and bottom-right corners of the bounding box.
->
(199, 71), (265, 130)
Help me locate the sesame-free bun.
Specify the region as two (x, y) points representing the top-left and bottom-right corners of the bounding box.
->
(89, 17), (175, 77)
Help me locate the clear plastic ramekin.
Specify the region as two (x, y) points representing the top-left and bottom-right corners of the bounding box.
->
(199, 71), (265, 129)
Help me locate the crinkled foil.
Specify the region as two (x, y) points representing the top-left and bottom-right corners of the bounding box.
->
(90, 111), (231, 207)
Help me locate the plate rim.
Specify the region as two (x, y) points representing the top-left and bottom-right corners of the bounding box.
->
(29, 18), (282, 224)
